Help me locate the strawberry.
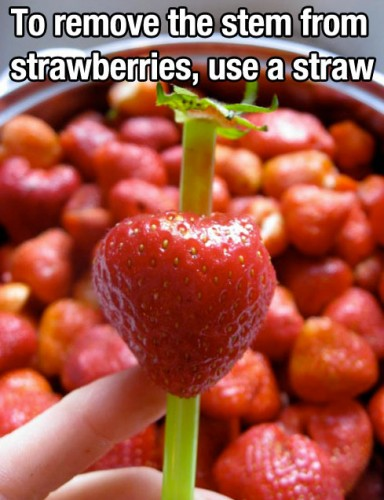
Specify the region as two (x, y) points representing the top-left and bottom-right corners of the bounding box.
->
(329, 120), (375, 178)
(288, 316), (378, 403)
(357, 174), (384, 213)
(38, 298), (103, 376)
(280, 400), (373, 493)
(87, 423), (161, 472)
(0, 157), (80, 243)
(275, 249), (353, 316)
(214, 145), (263, 196)
(324, 287), (384, 359)
(61, 324), (138, 391)
(160, 144), (183, 186)
(200, 349), (281, 423)
(280, 184), (354, 256)
(228, 195), (288, 257)
(60, 114), (117, 180)
(0, 311), (37, 373)
(306, 400), (373, 493)
(0, 368), (52, 394)
(353, 251), (384, 293)
(108, 178), (177, 223)
(348, 454), (384, 500)
(368, 189), (384, 246)
(379, 269), (384, 304)
(94, 140), (167, 198)
(0, 282), (31, 314)
(213, 423), (343, 499)
(238, 108), (336, 160)
(251, 285), (304, 361)
(61, 183), (112, 258)
(107, 80), (170, 117)
(368, 385), (384, 446)
(261, 149), (337, 199)
(0, 385), (60, 436)
(334, 201), (375, 266)
(92, 211), (275, 397)
(195, 416), (234, 490)
(10, 228), (74, 305)
(119, 116), (181, 151)
(212, 176), (230, 213)
(1, 114), (62, 169)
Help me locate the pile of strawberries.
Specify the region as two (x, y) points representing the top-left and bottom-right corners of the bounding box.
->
(0, 79), (384, 498)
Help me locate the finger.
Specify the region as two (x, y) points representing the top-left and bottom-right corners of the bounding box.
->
(0, 366), (166, 500)
(46, 467), (163, 500)
(46, 467), (233, 500)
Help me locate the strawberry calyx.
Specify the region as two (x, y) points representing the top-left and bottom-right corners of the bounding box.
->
(156, 82), (278, 139)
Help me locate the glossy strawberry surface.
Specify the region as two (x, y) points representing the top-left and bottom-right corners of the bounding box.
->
(93, 211), (276, 397)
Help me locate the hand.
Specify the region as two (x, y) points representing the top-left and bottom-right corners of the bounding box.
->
(0, 366), (231, 499)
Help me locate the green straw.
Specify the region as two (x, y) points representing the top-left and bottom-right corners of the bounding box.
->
(161, 118), (217, 500)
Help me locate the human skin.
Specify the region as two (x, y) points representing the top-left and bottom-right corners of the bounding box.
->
(0, 366), (231, 500)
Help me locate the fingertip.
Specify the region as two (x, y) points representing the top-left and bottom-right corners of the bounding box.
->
(195, 487), (233, 500)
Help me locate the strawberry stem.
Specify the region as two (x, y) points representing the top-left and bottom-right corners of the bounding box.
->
(162, 116), (217, 500)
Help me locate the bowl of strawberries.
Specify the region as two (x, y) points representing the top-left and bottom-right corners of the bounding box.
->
(0, 36), (384, 499)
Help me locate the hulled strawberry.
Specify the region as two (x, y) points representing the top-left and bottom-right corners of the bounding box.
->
(93, 211), (275, 398)
(213, 423), (343, 499)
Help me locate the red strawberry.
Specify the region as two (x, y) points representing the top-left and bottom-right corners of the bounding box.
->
(195, 416), (234, 490)
(200, 349), (281, 423)
(212, 176), (230, 213)
(61, 324), (138, 391)
(87, 423), (161, 471)
(280, 400), (373, 493)
(288, 316), (378, 403)
(251, 285), (304, 361)
(93, 211), (275, 397)
(108, 178), (177, 222)
(0, 368), (52, 394)
(10, 228), (74, 305)
(0, 311), (37, 373)
(61, 183), (112, 258)
(38, 298), (103, 377)
(348, 454), (384, 500)
(275, 249), (353, 316)
(280, 184), (354, 256)
(353, 251), (384, 293)
(368, 385), (384, 445)
(324, 287), (384, 359)
(94, 140), (167, 197)
(334, 201), (375, 266)
(329, 120), (375, 177)
(306, 400), (373, 493)
(0, 157), (80, 243)
(228, 195), (288, 258)
(238, 108), (336, 160)
(119, 116), (181, 151)
(213, 423), (343, 499)
(160, 144), (182, 186)
(60, 115), (117, 180)
(0, 386), (60, 436)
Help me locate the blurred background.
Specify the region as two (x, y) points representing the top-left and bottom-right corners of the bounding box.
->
(1, 0), (383, 77)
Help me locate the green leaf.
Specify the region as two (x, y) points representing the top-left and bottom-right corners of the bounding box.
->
(216, 127), (249, 139)
(226, 95), (278, 114)
(241, 81), (258, 105)
(156, 81), (278, 138)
